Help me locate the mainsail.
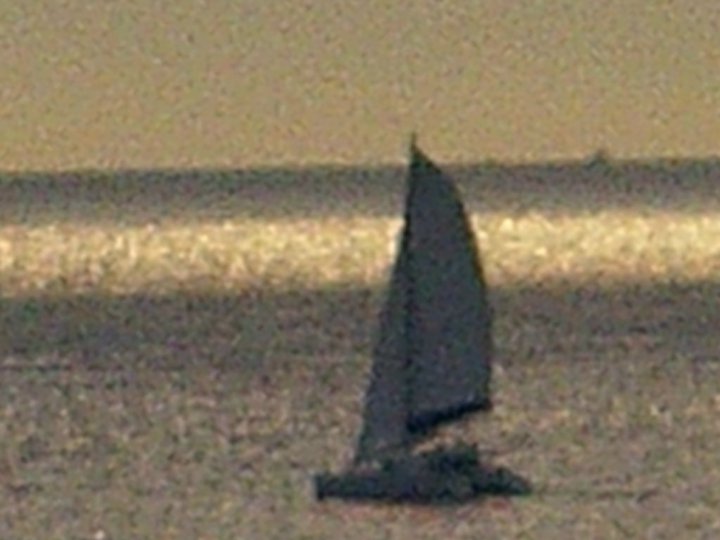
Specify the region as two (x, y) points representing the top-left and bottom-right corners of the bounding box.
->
(355, 137), (493, 464)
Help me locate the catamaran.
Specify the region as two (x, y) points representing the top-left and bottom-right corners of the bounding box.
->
(314, 136), (531, 503)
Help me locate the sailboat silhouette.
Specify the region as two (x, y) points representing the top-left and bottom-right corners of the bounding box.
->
(314, 136), (531, 503)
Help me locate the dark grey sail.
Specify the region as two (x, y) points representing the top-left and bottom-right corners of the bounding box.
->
(354, 204), (414, 463)
(355, 137), (493, 464)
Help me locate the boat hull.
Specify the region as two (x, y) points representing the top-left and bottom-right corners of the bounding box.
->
(314, 445), (530, 504)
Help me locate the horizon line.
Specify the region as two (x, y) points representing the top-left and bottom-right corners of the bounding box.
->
(1, 152), (720, 176)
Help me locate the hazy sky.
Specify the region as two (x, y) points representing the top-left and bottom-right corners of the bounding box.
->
(1, 0), (718, 170)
